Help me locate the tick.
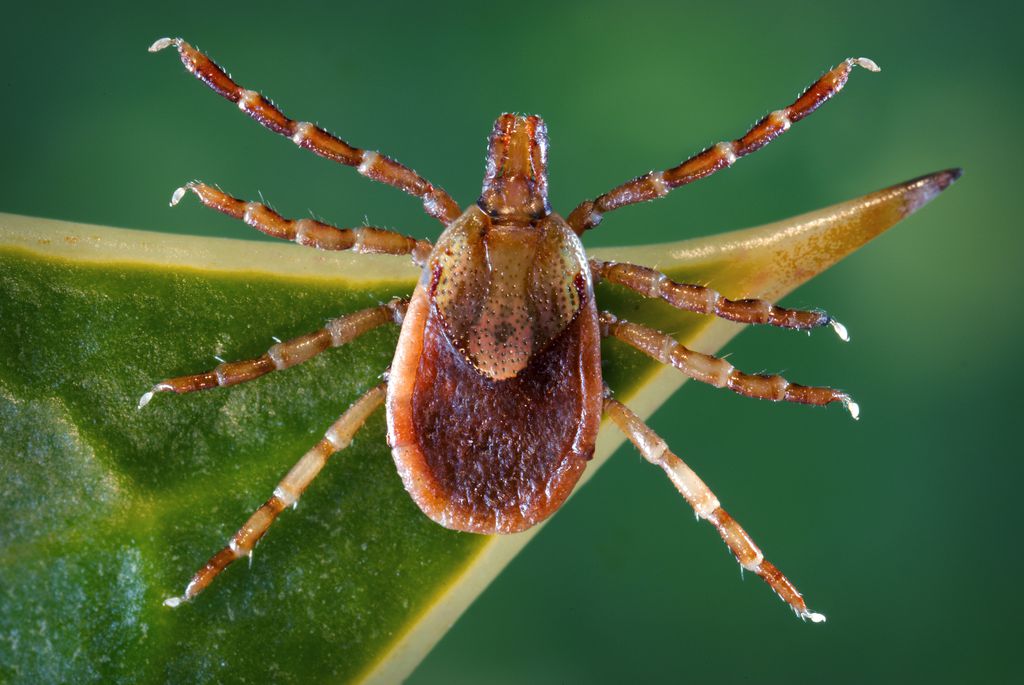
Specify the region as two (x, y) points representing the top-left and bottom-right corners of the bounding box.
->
(143, 37), (947, 621)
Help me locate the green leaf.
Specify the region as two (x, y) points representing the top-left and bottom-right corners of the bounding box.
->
(0, 171), (956, 683)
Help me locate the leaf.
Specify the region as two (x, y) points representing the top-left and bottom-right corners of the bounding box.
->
(0, 170), (957, 683)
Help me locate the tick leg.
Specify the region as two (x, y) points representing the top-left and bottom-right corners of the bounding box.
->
(567, 58), (880, 235)
(172, 182), (433, 267)
(139, 299), (406, 409)
(149, 37), (461, 225)
(591, 259), (848, 340)
(603, 395), (824, 622)
(599, 312), (858, 418)
(164, 381), (387, 607)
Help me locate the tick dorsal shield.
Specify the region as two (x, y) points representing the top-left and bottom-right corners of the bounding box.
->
(428, 209), (588, 380)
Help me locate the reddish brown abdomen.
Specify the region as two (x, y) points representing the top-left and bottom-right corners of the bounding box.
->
(387, 284), (602, 534)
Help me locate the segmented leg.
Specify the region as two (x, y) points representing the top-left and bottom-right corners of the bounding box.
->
(138, 299), (407, 408)
(172, 182), (433, 266)
(598, 311), (858, 418)
(567, 58), (880, 235)
(163, 381), (387, 607)
(603, 395), (825, 622)
(149, 37), (461, 225)
(591, 259), (848, 340)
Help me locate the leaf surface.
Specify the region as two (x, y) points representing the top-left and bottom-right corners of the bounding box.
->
(0, 171), (956, 683)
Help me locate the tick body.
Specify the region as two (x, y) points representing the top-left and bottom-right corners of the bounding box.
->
(145, 37), (959, 619)
(390, 116), (603, 534)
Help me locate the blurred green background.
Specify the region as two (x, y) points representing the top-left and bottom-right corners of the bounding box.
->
(1, 1), (1018, 682)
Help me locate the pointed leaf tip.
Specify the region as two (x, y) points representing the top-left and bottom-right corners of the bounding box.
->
(599, 169), (965, 308)
(898, 168), (962, 215)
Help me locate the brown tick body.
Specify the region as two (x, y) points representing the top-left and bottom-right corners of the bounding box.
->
(145, 37), (960, 620)
(389, 116), (603, 534)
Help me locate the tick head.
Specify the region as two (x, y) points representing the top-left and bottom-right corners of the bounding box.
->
(477, 114), (551, 224)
